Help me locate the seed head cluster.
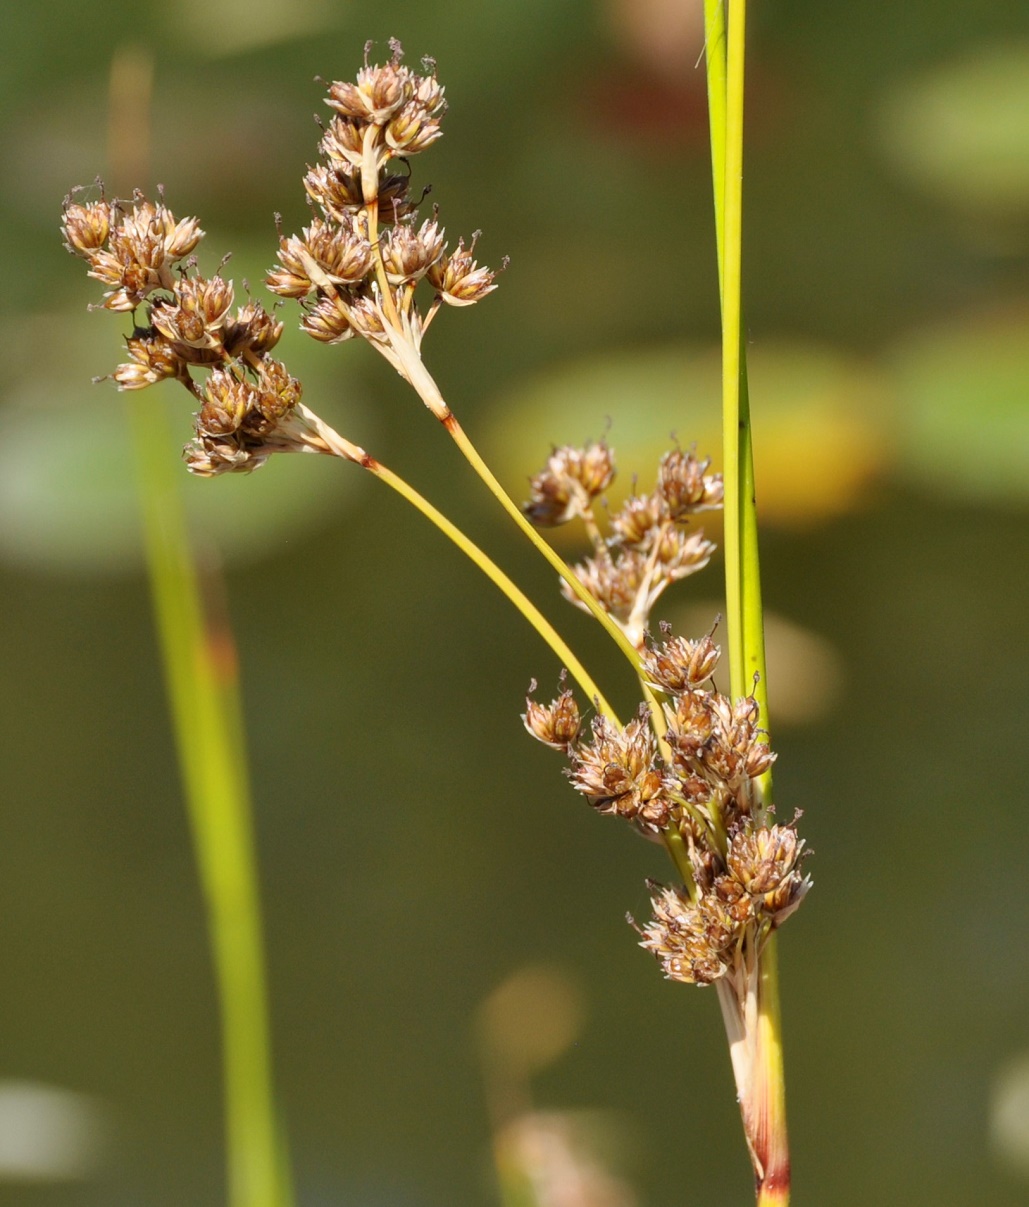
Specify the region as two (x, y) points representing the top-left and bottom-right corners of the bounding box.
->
(62, 43), (498, 477)
(523, 443), (809, 986)
(267, 40), (498, 375)
(61, 189), (326, 476)
(525, 442), (722, 647)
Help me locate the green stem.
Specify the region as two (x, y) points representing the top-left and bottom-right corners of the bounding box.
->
(720, 0), (747, 701)
(374, 460), (620, 723)
(385, 341), (646, 676)
(296, 406), (619, 724)
(705, 4), (789, 1203)
(661, 825), (696, 895)
(703, 0), (728, 277)
(128, 396), (288, 1207)
(706, 0), (770, 735)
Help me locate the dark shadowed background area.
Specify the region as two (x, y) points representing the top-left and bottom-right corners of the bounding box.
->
(1, 1), (1028, 1204)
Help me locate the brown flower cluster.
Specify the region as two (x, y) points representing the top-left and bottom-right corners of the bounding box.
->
(638, 821), (808, 984)
(267, 41), (497, 376)
(61, 189), (323, 476)
(63, 46), (499, 477)
(523, 436), (810, 986)
(525, 629), (810, 985)
(524, 443), (723, 647)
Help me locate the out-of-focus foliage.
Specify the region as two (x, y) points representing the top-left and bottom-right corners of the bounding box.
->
(889, 309), (1029, 502)
(877, 44), (1029, 221)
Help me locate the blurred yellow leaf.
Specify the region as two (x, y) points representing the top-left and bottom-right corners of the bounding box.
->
(484, 341), (892, 530)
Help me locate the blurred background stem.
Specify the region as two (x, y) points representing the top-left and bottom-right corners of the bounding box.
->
(111, 45), (291, 1207)
(128, 396), (290, 1207)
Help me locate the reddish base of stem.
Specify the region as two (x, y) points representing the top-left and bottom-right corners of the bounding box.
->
(755, 1162), (790, 1206)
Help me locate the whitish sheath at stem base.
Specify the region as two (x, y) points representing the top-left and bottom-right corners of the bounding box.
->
(716, 934), (790, 1204)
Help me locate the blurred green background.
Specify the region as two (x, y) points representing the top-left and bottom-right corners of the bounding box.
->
(2, 0), (1029, 1203)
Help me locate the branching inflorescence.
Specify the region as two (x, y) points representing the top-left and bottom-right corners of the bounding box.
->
(62, 40), (497, 480)
(521, 444), (809, 988)
(63, 38), (808, 1200)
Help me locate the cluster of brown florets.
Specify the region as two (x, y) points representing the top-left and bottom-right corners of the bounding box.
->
(61, 189), (322, 476)
(526, 630), (809, 985)
(642, 819), (807, 985)
(62, 43), (498, 478)
(522, 442), (809, 986)
(524, 442), (722, 647)
(266, 39), (498, 373)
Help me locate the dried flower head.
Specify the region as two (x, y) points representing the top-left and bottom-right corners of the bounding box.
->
(568, 709), (672, 834)
(426, 235), (498, 307)
(636, 885), (738, 985)
(524, 441), (719, 645)
(523, 683), (582, 751)
(62, 187), (335, 479)
(641, 632), (721, 694)
(262, 43), (496, 393)
(64, 190), (204, 312)
(523, 442), (616, 527)
(658, 448), (724, 516)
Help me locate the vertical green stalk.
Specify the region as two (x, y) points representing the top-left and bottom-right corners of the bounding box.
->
(703, 0), (728, 275)
(128, 397), (290, 1207)
(703, 1), (769, 736)
(704, 4), (790, 1203)
(720, 0), (747, 702)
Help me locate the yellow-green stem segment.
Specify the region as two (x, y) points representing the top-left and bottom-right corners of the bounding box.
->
(386, 341), (647, 677)
(706, 0), (770, 748)
(305, 405), (700, 896)
(382, 341), (672, 747)
(128, 397), (290, 1207)
(372, 459), (620, 724)
(297, 406), (619, 724)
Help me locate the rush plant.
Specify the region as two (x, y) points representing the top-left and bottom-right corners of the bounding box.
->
(64, 12), (805, 1202)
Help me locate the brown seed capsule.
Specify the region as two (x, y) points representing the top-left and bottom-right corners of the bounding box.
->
(251, 358), (302, 427)
(609, 492), (668, 545)
(523, 688), (581, 751)
(380, 219), (444, 283)
(641, 634), (721, 694)
(112, 332), (182, 390)
(326, 56), (414, 123)
(61, 198), (114, 258)
(319, 115), (366, 168)
(152, 275), (234, 349)
(345, 294), (388, 340)
(306, 217), (374, 286)
(652, 528), (717, 579)
(523, 443), (615, 527)
(267, 232), (319, 299)
(223, 302), (283, 356)
(376, 173), (419, 223)
(658, 448), (724, 517)
(184, 436), (262, 477)
(197, 368), (255, 436)
(426, 237), (497, 306)
(728, 826), (801, 894)
(300, 293), (356, 344)
(304, 163), (364, 218)
(637, 885), (739, 985)
(568, 709), (671, 833)
(386, 99), (444, 155)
